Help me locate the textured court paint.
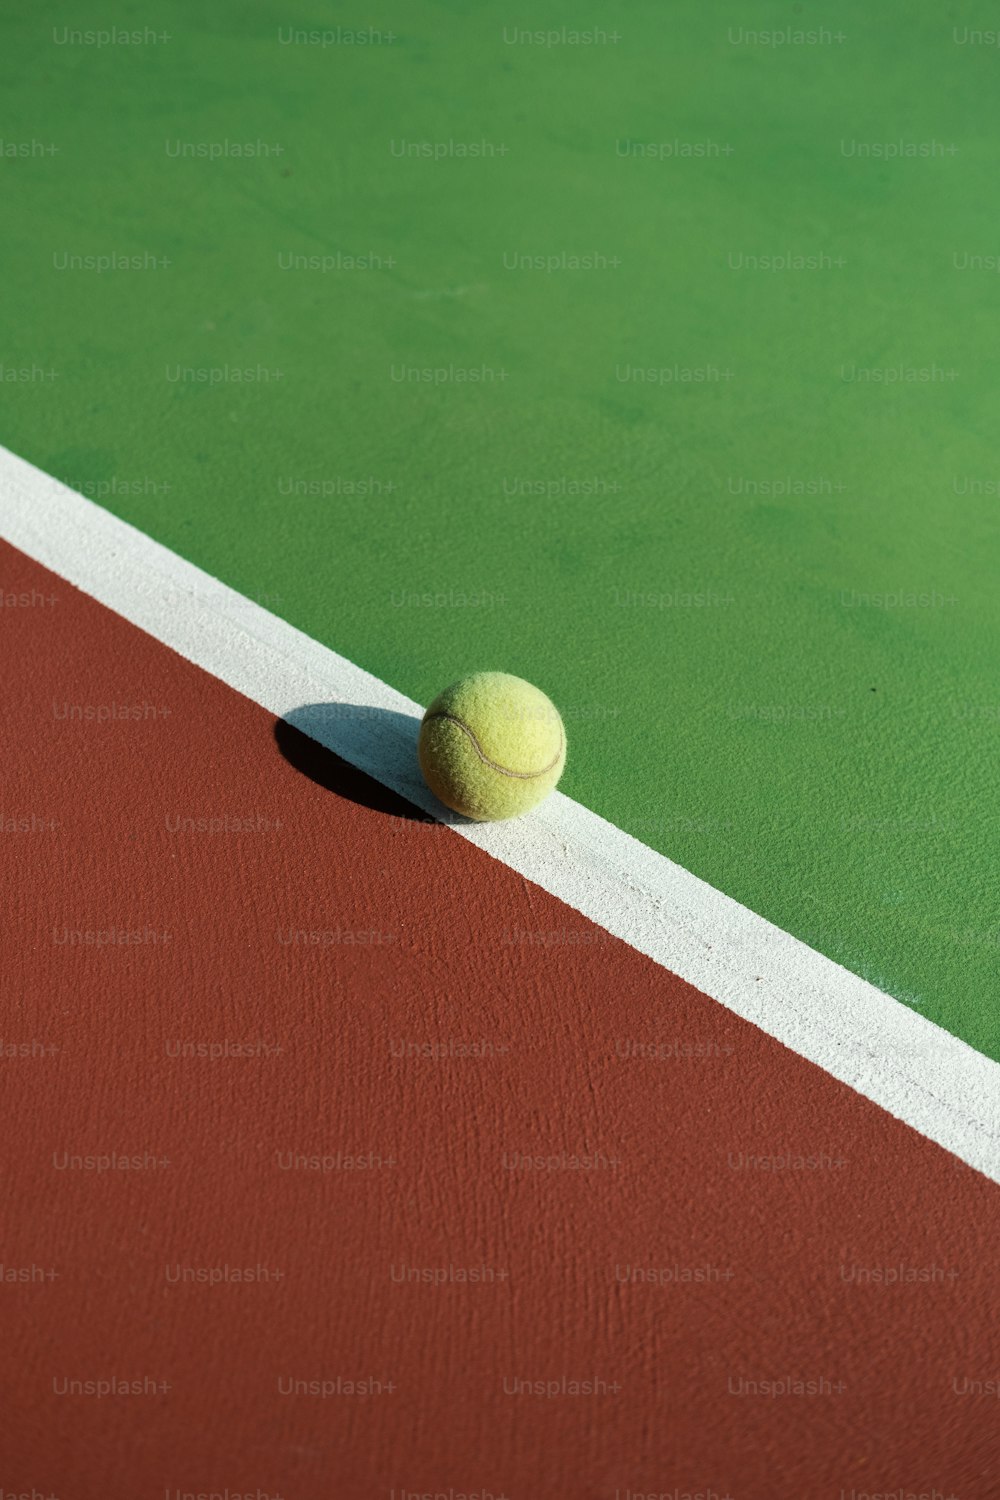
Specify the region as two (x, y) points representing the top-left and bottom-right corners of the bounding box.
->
(3, 544), (1000, 1498)
(2, 3), (999, 1056)
(3, 464), (999, 1182)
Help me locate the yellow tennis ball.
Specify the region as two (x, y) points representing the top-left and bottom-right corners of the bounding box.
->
(418, 671), (566, 821)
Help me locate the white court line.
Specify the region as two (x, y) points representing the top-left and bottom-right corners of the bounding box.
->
(2, 442), (998, 1181)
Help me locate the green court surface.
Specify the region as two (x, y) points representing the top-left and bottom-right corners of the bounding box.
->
(3, 1), (998, 1057)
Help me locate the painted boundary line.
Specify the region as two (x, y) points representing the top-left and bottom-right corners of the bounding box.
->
(2, 443), (998, 1181)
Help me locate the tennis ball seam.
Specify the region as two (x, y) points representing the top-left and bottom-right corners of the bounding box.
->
(423, 711), (564, 780)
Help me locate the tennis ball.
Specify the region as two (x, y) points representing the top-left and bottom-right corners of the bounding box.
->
(418, 671), (566, 821)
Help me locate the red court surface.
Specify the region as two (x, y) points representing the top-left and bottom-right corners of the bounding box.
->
(3, 540), (998, 1497)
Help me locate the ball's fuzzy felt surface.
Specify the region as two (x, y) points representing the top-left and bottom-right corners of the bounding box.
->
(418, 671), (566, 821)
